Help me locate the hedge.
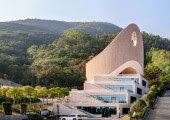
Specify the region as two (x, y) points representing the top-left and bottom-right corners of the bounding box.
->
(2, 102), (12, 115)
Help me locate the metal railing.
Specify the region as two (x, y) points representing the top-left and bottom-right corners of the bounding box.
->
(112, 74), (142, 76)
(142, 106), (149, 120)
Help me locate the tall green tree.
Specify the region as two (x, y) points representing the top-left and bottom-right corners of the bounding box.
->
(6, 87), (23, 104)
(22, 86), (35, 104)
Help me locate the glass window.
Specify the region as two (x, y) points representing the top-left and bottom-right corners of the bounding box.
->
(131, 31), (137, 46)
(130, 96), (136, 103)
(142, 80), (146, 87)
(137, 88), (142, 95)
(95, 95), (126, 103)
(105, 85), (133, 92)
(109, 78), (139, 84)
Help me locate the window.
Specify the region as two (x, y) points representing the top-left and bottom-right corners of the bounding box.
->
(131, 31), (137, 46)
(105, 85), (133, 92)
(110, 78), (139, 84)
(123, 108), (130, 114)
(142, 80), (146, 87)
(95, 95), (126, 103)
(137, 88), (142, 95)
(130, 96), (136, 103)
(111, 96), (116, 103)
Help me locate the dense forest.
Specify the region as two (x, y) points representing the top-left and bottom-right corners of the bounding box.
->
(0, 19), (170, 88)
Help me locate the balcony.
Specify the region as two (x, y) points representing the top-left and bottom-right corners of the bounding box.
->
(94, 95), (126, 103)
(105, 85), (134, 93)
(108, 78), (139, 84)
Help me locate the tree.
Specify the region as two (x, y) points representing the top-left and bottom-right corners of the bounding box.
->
(48, 88), (58, 103)
(159, 71), (170, 88)
(0, 87), (9, 98)
(28, 30), (117, 88)
(41, 87), (48, 104)
(142, 91), (156, 106)
(34, 85), (42, 98)
(151, 49), (170, 73)
(6, 87), (23, 104)
(35, 86), (48, 103)
(60, 88), (69, 97)
(22, 86), (35, 104)
(144, 64), (163, 86)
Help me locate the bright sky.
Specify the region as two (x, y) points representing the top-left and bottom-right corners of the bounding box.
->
(0, 0), (170, 38)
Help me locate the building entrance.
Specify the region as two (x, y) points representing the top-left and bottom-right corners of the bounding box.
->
(77, 106), (117, 117)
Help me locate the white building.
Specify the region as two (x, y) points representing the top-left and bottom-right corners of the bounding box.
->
(68, 24), (149, 117)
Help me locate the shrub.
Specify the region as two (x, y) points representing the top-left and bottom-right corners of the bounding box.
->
(157, 83), (165, 96)
(27, 112), (41, 120)
(150, 85), (158, 93)
(141, 106), (148, 117)
(130, 99), (147, 118)
(142, 94), (149, 105)
(143, 92), (156, 105)
(0, 98), (13, 104)
(15, 97), (41, 104)
(130, 84), (166, 118)
(2, 102), (12, 115)
(0, 97), (40, 105)
(142, 85), (159, 108)
(0, 98), (6, 104)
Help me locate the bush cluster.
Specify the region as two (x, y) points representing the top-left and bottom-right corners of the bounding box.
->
(130, 84), (165, 118)
(0, 97), (40, 105)
(2, 102), (12, 115)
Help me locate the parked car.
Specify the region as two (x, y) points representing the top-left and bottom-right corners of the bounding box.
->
(60, 114), (82, 120)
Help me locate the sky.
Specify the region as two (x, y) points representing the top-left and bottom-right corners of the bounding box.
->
(0, 0), (170, 38)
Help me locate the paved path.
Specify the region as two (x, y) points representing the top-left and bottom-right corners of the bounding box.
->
(145, 90), (170, 120)
(0, 115), (27, 120)
(81, 117), (128, 120)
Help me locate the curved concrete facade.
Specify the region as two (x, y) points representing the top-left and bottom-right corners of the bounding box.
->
(68, 24), (148, 117)
(86, 24), (144, 81)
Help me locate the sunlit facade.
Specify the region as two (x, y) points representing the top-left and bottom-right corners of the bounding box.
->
(68, 24), (149, 117)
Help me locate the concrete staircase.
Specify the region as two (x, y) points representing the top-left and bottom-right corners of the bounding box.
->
(69, 90), (104, 104)
(144, 90), (170, 120)
(52, 104), (95, 117)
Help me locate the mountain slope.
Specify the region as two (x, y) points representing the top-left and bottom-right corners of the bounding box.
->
(0, 22), (49, 32)
(0, 19), (122, 86)
(0, 19), (169, 88)
(10, 19), (122, 35)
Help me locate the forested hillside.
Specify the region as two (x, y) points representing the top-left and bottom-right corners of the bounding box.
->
(0, 30), (58, 84)
(0, 19), (121, 87)
(11, 19), (122, 35)
(28, 30), (117, 87)
(0, 19), (170, 88)
(143, 32), (170, 65)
